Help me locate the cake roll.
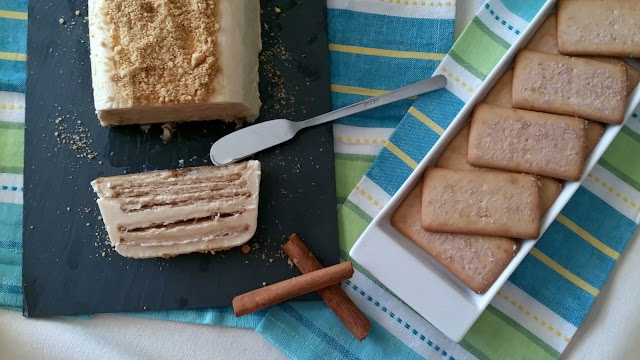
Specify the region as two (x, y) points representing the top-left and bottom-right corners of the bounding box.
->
(88, 0), (262, 126)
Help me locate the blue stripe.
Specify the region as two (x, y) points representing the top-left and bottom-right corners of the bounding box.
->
(332, 93), (412, 128)
(391, 89), (464, 161)
(367, 148), (414, 196)
(498, 0), (547, 22)
(279, 303), (363, 360)
(330, 51), (440, 91)
(0, 241), (21, 251)
(391, 114), (441, 164)
(328, 9), (454, 54)
(411, 89), (465, 129)
(0, 18), (27, 53)
(0, 0), (27, 12)
(0, 282), (21, 295)
(536, 221), (615, 291)
(0, 202), (22, 258)
(561, 187), (637, 253)
(258, 301), (426, 360)
(0, 59), (25, 92)
(509, 255), (594, 327)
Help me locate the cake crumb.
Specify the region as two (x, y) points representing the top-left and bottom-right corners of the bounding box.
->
(262, 282), (267, 286)
(274, 7), (281, 13)
(140, 124), (151, 133)
(287, 258), (294, 268)
(58, 18), (65, 24)
(241, 244), (251, 254)
(75, 10), (81, 16)
(160, 123), (176, 143)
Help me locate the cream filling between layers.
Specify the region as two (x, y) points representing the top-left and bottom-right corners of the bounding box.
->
(91, 161), (261, 259)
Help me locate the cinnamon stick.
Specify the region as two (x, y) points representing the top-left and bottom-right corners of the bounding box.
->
(283, 234), (371, 341)
(232, 261), (354, 317)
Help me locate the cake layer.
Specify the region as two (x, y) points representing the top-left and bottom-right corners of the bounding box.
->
(91, 161), (261, 258)
(88, 0), (262, 126)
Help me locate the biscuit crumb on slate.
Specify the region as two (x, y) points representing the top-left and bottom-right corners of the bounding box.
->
(160, 123), (176, 143)
(241, 244), (251, 254)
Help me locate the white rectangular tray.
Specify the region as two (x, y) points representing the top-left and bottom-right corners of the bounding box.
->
(349, 1), (640, 342)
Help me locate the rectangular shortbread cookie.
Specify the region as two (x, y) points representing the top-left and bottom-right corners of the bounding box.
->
(468, 104), (586, 180)
(421, 167), (541, 239)
(527, 14), (640, 94)
(391, 184), (518, 294)
(482, 68), (513, 108)
(436, 124), (562, 212)
(512, 50), (628, 124)
(88, 0), (262, 126)
(585, 122), (604, 156)
(557, 0), (640, 58)
(525, 13), (561, 55)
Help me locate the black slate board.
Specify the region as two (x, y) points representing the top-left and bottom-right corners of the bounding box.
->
(23, 0), (338, 317)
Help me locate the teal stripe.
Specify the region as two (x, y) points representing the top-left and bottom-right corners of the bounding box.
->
(0, 0), (27, 12)
(342, 199), (373, 223)
(0, 121), (24, 129)
(449, 49), (487, 80)
(486, 305), (561, 359)
(599, 158), (640, 192)
(472, 17), (511, 50)
(500, 0), (547, 22)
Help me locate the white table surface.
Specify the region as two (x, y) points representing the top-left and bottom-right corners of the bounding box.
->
(2, 2), (639, 359)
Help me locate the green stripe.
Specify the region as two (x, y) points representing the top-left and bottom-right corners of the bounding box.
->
(472, 17), (511, 50)
(449, 49), (487, 80)
(599, 158), (640, 192)
(0, 166), (22, 174)
(464, 305), (560, 360)
(621, 125), (640, 144)
(450, 17), (509, 80)
(486, 306), (561, 358)
(599, 128), (640, 191)
(341, 199), (372, 223)
(459, 339), (491, 360)
(338, 200), (372, 253)
(0, 121), (24, 129)
(334, 153), (377, 162)
(0, 127), (24, 171)
(335, 154), (375, 204)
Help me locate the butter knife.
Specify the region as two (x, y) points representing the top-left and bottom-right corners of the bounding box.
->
(210, 75), (447, 165)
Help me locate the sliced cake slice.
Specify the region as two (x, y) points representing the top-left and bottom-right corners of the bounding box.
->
(91, 161), (261, 258)
(88, 0), (262, 126)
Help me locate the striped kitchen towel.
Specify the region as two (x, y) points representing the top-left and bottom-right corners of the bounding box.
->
(3, 1), (640, 360)
(0, 0), (27, 310)
(256, 1), (640, 359)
